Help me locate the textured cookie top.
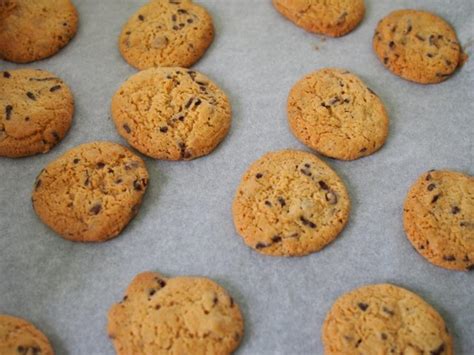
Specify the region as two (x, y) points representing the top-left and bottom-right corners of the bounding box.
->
(108, 272), (244, 355)
(0, 69), (73, 158)
(233, 150), (350, 256)
(288, 68), (389, 160)
(403, 170), (474, 271)
(272, 0), (365, 37)
(373, 10), (463, 84)
(0, 315), (53, 355)
(0, 0), (78, 63)
(119, 0), (214, 69)
(112, 67), (231, 160)
(32, 141), (149, 242)
(322, 284), (453, 355)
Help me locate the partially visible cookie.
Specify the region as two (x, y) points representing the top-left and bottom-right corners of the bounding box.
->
(119, 0), (214, 69)
(403, 170), (474, 271)
(373, 10), (464, 84)
(232, 150), (350, 257)
(0, 0), (78, 63)
(288, 68), (389, 160)
(32, 141), (149, 242)
(0, 69), (74, 158)
(0, 314), (54, 355)
(272, 0), (365, 37)
(108, 271), (244, 355)
(322, 284), (453, 354)
(112, 67), (231, 160)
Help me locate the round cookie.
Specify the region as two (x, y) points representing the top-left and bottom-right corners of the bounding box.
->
(108, 271), (244, 355)
(0, 314), (54, 355)
(232, 150), (350, 257)
(119, 0), (214, 70)
(0, 0), (78, 63)
(288, 68), (389, 160)
(32, 141), (149, 242)
(272, 0), (365, 37)
(322, 284), (453, 355)
(0, 69), (74, 158)
(111, 67), (231, 160)
(403, 170), (474, 271)
(373, 10), (464, 84)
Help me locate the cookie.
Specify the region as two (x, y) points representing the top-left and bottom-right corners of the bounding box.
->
(0, 69), (74, 158)
(119, 0), (214, 70)
(322, 283), (453, 355)
(0, 314), (54, 355)
(403, 170), (474, 271)
(32, 141), (149, 242)
(288, 68), (389, 160)
(373, 10), (465, 84)
(272, 0), (365, 37)
(111, 67), (231, 160)
(108, 271), (244, 354)
(0, 0), (78, 63)
(232, 150), (350, 257)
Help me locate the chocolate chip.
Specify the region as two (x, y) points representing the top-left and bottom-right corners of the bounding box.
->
(415, 34), (426, 41)
(194, 98), (202, 106)
(445, 59), (452, 66)
(24, 116), (30, 121)
(277, 197), (286, 207)
(431, 194), (440, 203)
(255, 242), (267, 249)
(213, 296), (218, 305)
(451, 206), (460, 214)
(96, 162), (105, 169)
(5, 105), (12, 120)
(427, 53), (434, 58)
(90, 204), (102, 215)
(300, 216), (316, 228)
(384, 57), (389, 65)
(264, 200), (272, 207)
(52, 131), (60, 141)
(358, 303), (369, 311)
(179, 23), (185, 28)
(172, 14), (177, 21)
(427, 183), (436, 191)
(319, 181), (329, 190)
(122, 295), (128, 302)
(467, 264), (474, 271)
(159, 126), (168, 133)
(325, 192), (337, 205)
(187, 18), (194, 23)
(256, 173), (263, 179)
(148, 289), (156, 297)
(381, 333), (387, 340)
(3, 71), (10, 78)
(123, 124), (131, 133)
(125, 31), (131, 35)
(443, 255), (456, 262)
(116, 178), (123, 184)
(35, 179), (42, 190)
(391, 25), (397, 33)
(272, 235), (282, 243)
(133, 179), (145, 191)
(430, 343), (445, 355)
(138, 14), (144, 21)
(50, 85), (61, 92)
(360, 147), (367, 153)
(177, 9), (187, 14)
(229, 297), (234, 307)
(158, 279), (166, 287)
(26, 92), (36, 100)
(355, 339), (362, 348)
(389, 41), (395, 48)
(73, 158), (80, 164)
(300, 168), (312, 177)
(173, 25), (179, 30)
(185, 98), (193, 108)
(406, 25), (412, 34)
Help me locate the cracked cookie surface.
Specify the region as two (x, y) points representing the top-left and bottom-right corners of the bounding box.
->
(403, 170), (474, 271)
(272, 0), (365, 37)
(32, 141), (149, 242)
(0, 69), (73, 158)
(373, 10), (464, 84)
(322, 284), (453, 355)
(0, 314), (53, 355)
(288, 68), (389, 160)
(111, 67), (231, 160)
(0, 0), (78, 63)
(108, 271), (244, 355)
(119, 0), (214, 69)
(232, 150), (350, 256)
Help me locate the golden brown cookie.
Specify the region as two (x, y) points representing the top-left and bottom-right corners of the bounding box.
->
(288, 68), (389, 160)
(119, 0), (214, 70)
(403, 170), (474, 271)
(322, 284), (453, 355)
(111, 67), (231, 160)
(0, 0), (78, 63)
(108, 271), (244, 355)
(373, 9), (465, 84)
(232, 150), (350, 257)
(272, 0), (365, 37)
(0, 315), (54, 355)
(0, 69), (74, 158)
(32, 141), (149, 242)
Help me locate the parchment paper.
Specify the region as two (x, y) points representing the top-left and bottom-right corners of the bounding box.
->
(1, 0), (473, 354)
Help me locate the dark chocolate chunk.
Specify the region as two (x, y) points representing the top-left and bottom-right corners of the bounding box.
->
(185, 98), (193, 108)
(443, 255), (455, 262)
(255, 242), (267, 249)
(148, 289), (156, 296)
(272, 235), (282, 243)
(451, 206), (460, 214)
(406, 25), (412, 34)
(138, 14), (144, 21)
(172, 14), (177, 21)
(360, 147), (367, 153)
(300, 168), (312, 177)
(355, 339), (362, 348)
(318, 181), (329, 190)
(277, 197), (286, 207)
(431, 194), (440, 203)
(264, 200), (272, 207)
(229, 296), (234, 307)
(358, 303), (369, 311)
(177, 9), (188, 14)
(3, 71), (10, 78)
(90, 204), (102, 215)
(123, 124), (131, 133)
(24, 116), (30, 121)
(445, 59), (452, 66)
(389, 41), (395, 48)
(52, 131), (60, 141)
(96, 162), (105, 169)
(159, 126), (168, 133)
(50, 85), (62, 92)
(467, 264), (474, 271)
(194, 98), (202, 106)
(133, 179), (146, 191)
(158, 279), (166, 287)
(381, 333), (388, 340)
(427, 53), (434, 58)
(256, 173), (263, 179)
(5, 105), (13, 120)
(26, 92), (36, 100)
(427, 184), (436, 191)
(384, 57), (389, 65)
(173, 25), (179, 30)
(35, 179), (42, 190)
(430, 343), (445, 355)
(73, 158), (80, 164)
(415, 34), (426, 41)
(300, 216), (316, 228)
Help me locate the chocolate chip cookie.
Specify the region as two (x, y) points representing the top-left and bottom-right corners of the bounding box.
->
(111, 67), (231, 160)
(32, 141), (149, 242)
(119, 0), (214, 69)
(108, 271), (244, 354)
(288, 68), (389, 160)
(373, 10), (465, 84)
(0, 69), (74, 158)
(403, 170), (474, 271)
(0, 0), (78, 63)
(322, 284), (453, 354)
(232, 150), (351, 256)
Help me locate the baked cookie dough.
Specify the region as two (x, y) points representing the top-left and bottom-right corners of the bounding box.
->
(0, 69), (74, 158)
(403, 170), (474, 271)
(288, 68), (389, 160)
(108, 271), (244, 355)
(111, 67), (231, 160)
(32, 141), (149, 242)
(232, 150), (350, 256)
